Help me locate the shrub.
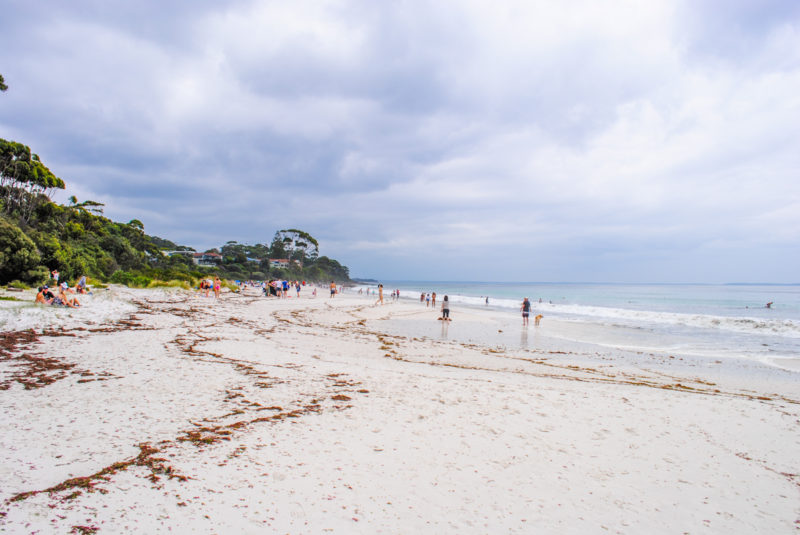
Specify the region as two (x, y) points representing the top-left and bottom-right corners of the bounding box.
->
(147, 279), (192, 290)
(0, 217), (42, 284)
(110, 270), (152, 288)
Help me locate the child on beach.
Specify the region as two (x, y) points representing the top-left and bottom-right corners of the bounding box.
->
(439, 295), (451, 321)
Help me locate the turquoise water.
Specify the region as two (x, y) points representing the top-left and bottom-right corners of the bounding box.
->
(357, 282), (800, 370)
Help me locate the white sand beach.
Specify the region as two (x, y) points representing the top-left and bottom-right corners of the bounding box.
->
(1, 286), (798, 533)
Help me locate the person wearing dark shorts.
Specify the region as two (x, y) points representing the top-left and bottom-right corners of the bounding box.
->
(521, 297), (531, 326)
(440, 295), (451, 321)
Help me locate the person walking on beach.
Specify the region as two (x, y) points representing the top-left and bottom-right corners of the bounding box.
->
(440, 295), (451, 321)
(376, 284), (384, 305)
(214, 276), (221, 298)
(426, 293), (431, 307)
(431, 292), (436, 307)
(521, 297), (531, 326)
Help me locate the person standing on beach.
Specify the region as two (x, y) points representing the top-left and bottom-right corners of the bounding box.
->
(431, 292), (436, 307)
(375, 284), (384, 305)
(330, 281), (336, 297)
(521, 297), (531, 326)
(51, 269), (59, 285)
(214, 277), (221, 298)
(426, 293), (431, 307)
(440, 295), (451, 321)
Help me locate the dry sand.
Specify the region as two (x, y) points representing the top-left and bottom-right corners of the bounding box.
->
(1, 286), (798, 534)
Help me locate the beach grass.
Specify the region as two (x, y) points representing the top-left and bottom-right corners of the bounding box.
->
(147, 279), (193, 290)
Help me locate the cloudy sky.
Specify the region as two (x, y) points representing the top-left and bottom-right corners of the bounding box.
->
(2, 0), (799, 282)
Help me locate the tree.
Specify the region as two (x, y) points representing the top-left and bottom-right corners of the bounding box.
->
(271, 229), (320, 264)
(0, 217), (42, 284)
(0, 74), (7, 92)
(0, 139), (65, 222)
(269, 236), (287, 259)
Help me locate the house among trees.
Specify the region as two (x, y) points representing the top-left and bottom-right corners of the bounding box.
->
(193, 252), (222, 266)
(269, 258), (290, 269)
(268, 258), (303, 269)
(162, 250), (194, 258)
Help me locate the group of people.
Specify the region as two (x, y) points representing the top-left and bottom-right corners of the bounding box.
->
(361, 285), (544, 328)
(198, 277), (222, 298)
(359, 286), (400, 302)
(195, 278), (330, 299)
(420, 292), (438, 307)
(261, 279), (310, 298)
(34, 270), (93, 308)
(35, 282), (82, 308)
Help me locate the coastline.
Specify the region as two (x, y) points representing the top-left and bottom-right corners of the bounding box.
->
(1, 287), (798, 533)
(358, 281), (800, 376)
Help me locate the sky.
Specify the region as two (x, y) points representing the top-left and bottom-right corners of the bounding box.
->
(1, 0), (799, 283)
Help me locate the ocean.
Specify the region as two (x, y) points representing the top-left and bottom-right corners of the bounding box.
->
(356, 281), (800, 372)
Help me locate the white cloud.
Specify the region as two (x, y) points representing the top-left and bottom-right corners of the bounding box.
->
(1, 0), (798, 281)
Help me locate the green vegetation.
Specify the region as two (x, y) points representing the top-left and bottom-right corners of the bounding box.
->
(0, 134), (351, 288)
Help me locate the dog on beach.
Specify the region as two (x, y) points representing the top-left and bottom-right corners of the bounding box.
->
(534, 314), (543, 326)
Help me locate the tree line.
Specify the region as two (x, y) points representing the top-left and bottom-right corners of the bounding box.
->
(0, 140), (350, 287)
(0, 73), (349, 288)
